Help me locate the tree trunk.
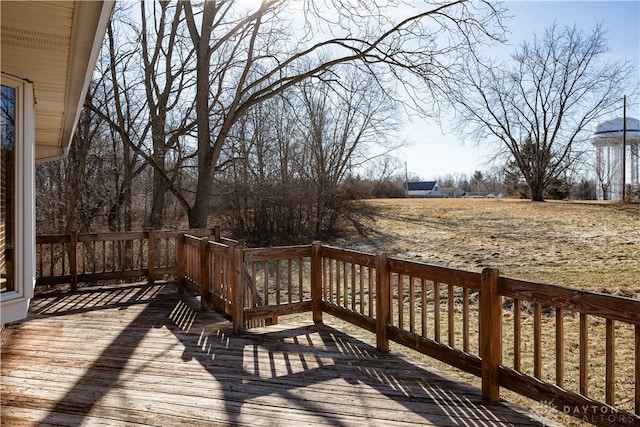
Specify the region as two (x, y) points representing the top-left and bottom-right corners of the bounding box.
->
(188, 194), (210, 228)
(529, 182), (545, 202)
(185, 1), (215, 229)
(149, 133), (168, 230)
(123, 125), (134, 232)
(65, 118), (92, 231)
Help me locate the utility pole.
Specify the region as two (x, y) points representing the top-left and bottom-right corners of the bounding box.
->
(405, 161), (409, 197)
(622, 95), (627, 201)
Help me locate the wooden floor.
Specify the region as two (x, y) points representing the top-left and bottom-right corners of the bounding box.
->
(2, 282), (555, 426)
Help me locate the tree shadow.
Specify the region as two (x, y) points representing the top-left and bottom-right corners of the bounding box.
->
(167, 291), (546, 426)
(4, 283), (549, 426)
(29, 282), (162, 317)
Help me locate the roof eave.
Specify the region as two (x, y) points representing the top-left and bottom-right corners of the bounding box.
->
(37, 1), (114, 163)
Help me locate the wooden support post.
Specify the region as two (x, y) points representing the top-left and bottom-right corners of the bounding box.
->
(176, 233), (185, 293)
(311, 241), (323, 324)
(375, 251), (390, 352)
(214, 226), (221, 242)
(70, 231), (78, 292)
(231, 246), (244, 334)
(480, 267), (501, 403)
(147, 229), (155, 284)
(200, 236), (210, 310)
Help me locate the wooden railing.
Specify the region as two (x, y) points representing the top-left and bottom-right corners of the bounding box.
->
(36, 231), (640, 426)
(243, 245), (313, 324)
(184, 241), (639, 427)
(36, 228), (217, 291)
(497, 278), (640, 426)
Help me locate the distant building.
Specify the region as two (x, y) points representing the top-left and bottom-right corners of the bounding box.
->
(440, 186), (467, 198)
(590, 117), (640, 200)
(406, 181), (445, 198)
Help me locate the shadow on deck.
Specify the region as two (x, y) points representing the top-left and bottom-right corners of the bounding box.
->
(1, 282), (554, 426)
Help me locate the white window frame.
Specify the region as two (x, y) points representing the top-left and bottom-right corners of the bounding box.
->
(1, 74), (35, 325)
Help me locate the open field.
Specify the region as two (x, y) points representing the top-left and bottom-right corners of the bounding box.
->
(321, 198), (640, 426)
(333, 198), (640, 296)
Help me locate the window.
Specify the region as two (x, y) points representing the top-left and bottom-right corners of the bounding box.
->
(1, 84), (15, 294)
(1, 74), (35, 324)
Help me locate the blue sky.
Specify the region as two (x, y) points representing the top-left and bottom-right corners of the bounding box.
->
(398, 0), (640, 181)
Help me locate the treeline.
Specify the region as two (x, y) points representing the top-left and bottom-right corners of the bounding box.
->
(35, 1), (503, 244)
(434, 169), (598, 201)
(37, 114), (599, 244)
(35, 74), (409, 245)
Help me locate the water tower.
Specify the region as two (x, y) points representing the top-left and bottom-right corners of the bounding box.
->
(590, 117), (640, 200)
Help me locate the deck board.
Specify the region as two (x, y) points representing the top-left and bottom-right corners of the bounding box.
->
(2, 283), (555, 426)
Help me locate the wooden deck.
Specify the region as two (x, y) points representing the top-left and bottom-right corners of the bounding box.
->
(2, 283), (554, 426)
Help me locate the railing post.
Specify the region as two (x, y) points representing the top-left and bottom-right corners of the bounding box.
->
(176, 232), (185, 293)
(214, 226), (221, 242)
(200, 236), (210, 310)
(232, 246), (245, 334)
(480, 267), (502, 403)
(311, 241), (323, 324)
(375, 251), (390, 352)
(147, 229), (155, 284)
(70, 231), (78, 292)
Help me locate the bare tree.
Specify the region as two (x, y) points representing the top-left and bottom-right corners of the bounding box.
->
(297, 69), (400, 236)
(367, 156), (403, 183)
(36, 83), (118, 233)
(471, 170), (483, 194)
(140, 0), (196, 229)
(594, 152), (615, 200)
(218, 66), (401, 243)
(88, 2), (197, 229)
(78, 0), (503, 231)
(482, 168), (505, 194)
(93, 19), (150, 232)
(451, 22), (636, 201)
(179, 0), (504, 227)
(220, 94), (308, 244)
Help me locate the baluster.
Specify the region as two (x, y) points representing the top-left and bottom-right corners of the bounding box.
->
(555, 307), (564, 387)
(359, 264), (364, 315)
(534, 302), (542, 379)
(409, 276), (415, 334)
(351, 262), (356, 311)
(275, 260), (281, 305)
(463, 287), (469, 353)
(514, 299), (521, 371)
(263, 260), (269, 305)
(421, 278), (427, 338)
(287, 259), (292, 304)
(448, 283), (455, 347)
(398, 274), (404, 329)
(368, 266), (373, 318)
(605, 318), (615, 405)
(298, 257), (304, 303)
(580, 313), (589, 396)
(434, 281), (441, 343)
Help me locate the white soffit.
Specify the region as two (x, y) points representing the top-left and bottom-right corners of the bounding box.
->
(1, 1), (113, 162)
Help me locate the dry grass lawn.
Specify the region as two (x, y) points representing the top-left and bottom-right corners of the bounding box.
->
(334, 198), (639, 296)
(323, 198), (640, 426)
